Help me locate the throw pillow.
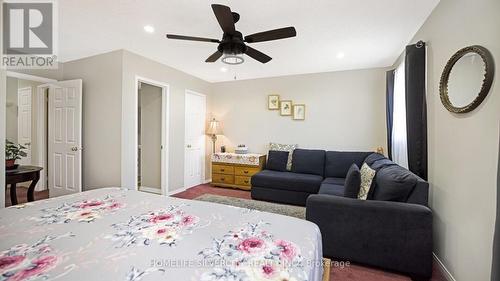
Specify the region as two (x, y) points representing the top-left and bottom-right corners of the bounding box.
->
(358, 163), (376, 200)
(344, 164), (361, 198)
(269, 142), (298, 171)
(266, 150), (289, 172)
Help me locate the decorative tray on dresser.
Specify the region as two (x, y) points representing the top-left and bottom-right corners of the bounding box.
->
(211, 153), (266, 190)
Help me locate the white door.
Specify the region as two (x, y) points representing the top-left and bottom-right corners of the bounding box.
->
(17, 87), (32, 164)
(48, 79), (83, 197)
(184, 91), (206, 189)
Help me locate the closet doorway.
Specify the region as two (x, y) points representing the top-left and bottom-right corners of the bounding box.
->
(136, 78), (169, 195)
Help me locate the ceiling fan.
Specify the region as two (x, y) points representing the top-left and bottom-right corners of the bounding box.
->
(166, 4), (296, 65)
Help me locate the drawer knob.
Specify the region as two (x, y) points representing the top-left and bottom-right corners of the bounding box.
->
(244, 180), (249, 184)
(220, 178), (225, 181)
(220, 169), (225, 172)
(244, 171), (249, 174)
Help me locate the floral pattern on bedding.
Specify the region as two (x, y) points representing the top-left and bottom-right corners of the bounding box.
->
(199, 221), (307, 281)
(107, 205), (200, 248)
(0, 233), (74, 281)
(31, 195), (125, 224)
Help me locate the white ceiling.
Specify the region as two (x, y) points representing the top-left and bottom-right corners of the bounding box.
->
(58, 0), (440, 82)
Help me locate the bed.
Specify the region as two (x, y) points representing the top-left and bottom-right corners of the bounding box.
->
(0, 188), (324, 281)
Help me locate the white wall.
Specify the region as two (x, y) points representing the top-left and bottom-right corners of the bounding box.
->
(5, 77), (18, 142)
(62, 50), (124, 189)
(121, 50), (212, 193)
(210, 69), (387, 154)
(403, 0), (500, 279)
(0, 67), (6, 208)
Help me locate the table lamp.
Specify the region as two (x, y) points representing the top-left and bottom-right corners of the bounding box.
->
(207, 118), (223, 153)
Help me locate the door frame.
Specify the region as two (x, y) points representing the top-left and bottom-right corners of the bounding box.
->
(183, 89), (206, 190)
(2, 72), (57, 207)
(132, 76), (170, 196)
(34, 84), (51, 191)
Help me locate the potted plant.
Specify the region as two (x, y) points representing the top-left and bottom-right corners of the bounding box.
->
(5, 140), (27, 169)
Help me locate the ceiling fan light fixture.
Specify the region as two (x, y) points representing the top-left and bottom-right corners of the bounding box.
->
(222, 54), (244, 65)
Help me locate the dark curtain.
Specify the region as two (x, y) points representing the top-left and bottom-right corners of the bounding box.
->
(405, 42), (428, 180)
(385, 70), (395, 160)
(492, 135), (500, 281)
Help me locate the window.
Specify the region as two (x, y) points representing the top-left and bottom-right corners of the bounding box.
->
(391, 60), (409, 169)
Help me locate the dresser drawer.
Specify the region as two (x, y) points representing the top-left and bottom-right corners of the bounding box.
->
(234, 166), (260, 177)
(212, 164), (234, 175)
(235, 176), (251, 187)
(212, 173), (234, 184)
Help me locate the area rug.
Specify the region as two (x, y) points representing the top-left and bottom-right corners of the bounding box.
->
(193, 194), (306, 219)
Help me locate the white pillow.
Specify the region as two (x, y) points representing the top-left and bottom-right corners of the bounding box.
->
(269, 143), (298, 171)
(358, 163), (376, 200)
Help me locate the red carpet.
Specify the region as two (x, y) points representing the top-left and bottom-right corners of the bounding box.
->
(173, 184), (447, 281)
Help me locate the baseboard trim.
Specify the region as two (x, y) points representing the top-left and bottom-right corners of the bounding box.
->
(139, 186), (162, 195)
(203, 179), (211, 184)
(433, 252), (456, 281)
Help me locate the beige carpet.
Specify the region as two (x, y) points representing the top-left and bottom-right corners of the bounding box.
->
(194, 194), (306, 219)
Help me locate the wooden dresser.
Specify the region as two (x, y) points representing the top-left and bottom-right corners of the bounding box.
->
(211, 153), (266, 190)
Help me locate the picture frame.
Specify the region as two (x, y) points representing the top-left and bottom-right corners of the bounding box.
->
(280, 100), (293, 116)
(268, 95), (280, 110)
(292, 104), (306, 120)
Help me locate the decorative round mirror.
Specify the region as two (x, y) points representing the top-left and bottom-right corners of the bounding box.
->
(439, 45), (495, 113)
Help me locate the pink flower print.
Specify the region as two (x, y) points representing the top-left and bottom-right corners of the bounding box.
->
(8, 255), (58, 281)
(149, 214), (173, 224)
(106, 201), (123, 210)
(79, 200), (104, 209)
(262, 264), (275, 277)
(0, 255), (25, 271)
(237, 237), (266, 254)
(275, 240), (297, 261)
(180, 215), (198, 226)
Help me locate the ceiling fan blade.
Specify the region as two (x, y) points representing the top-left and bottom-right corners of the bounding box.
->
(244, 27), (296, 43)
(211, 4), (235, 34)
(205, 51), (223, 62)
(245, 46), (272, 63)
(166, 34), (220, 43)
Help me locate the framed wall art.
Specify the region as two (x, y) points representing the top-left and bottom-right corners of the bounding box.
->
(280, 100), (292, 116)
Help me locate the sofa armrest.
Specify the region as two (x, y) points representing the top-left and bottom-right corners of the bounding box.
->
(306, 194), (432, 278)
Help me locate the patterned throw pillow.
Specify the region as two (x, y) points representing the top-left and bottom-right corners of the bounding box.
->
(358, 163), (376, 200)
(269, 143), (298, 171)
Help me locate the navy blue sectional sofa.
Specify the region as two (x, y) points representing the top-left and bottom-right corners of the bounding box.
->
(251, 149), (433, 280)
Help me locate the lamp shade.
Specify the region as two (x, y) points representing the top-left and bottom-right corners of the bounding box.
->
(207, 118), (223, 135)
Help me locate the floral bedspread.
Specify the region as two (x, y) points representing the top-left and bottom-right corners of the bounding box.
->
(0, 188), (323, 281)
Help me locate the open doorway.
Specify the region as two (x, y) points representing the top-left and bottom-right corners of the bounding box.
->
(4, 72), (83, 207)
(5, 75), (51, 206)
(136, 78), (169, 195)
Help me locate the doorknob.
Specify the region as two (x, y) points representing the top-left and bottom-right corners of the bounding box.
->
(187, 144), (192, 148)
(71, 147), (78, 151)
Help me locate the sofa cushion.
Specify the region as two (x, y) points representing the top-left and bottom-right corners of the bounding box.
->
(251, 170), (323, 193)
(269, 143), (298, 171)
(358, 163), (376, 200)
(344, 164), (361, 198)
(363, 153), (386, 166)
(325, 151), (372, 178)
(291, 149), (326, 176)
(322, 177), (345, 186)
(373, 165), (418, 202)
(318, 183), (345, 196)
(267, 150), (289, 172)
(371, 158), (397, 171)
